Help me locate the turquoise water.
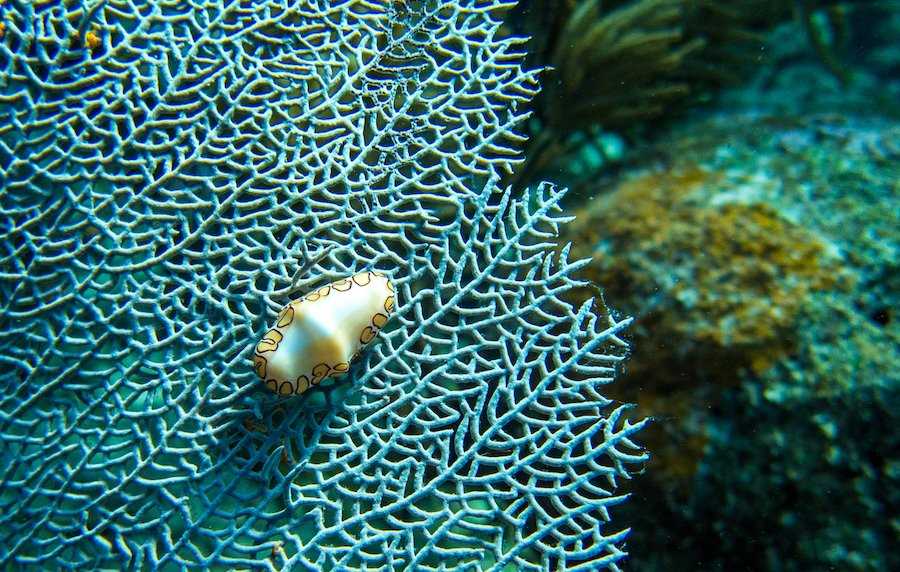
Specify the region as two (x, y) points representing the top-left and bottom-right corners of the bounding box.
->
(1, 1), (896, 571)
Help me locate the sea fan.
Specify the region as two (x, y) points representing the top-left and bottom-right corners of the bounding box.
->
(0, 0), (645, 569)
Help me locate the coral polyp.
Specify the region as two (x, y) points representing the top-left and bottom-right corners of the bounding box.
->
(84, 30), (101, 51)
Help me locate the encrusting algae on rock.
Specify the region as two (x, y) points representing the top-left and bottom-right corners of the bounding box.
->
(562, 157), (850, 491)
(567, 163), (847, 383)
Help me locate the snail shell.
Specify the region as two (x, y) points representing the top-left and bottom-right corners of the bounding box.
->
(253, 271), (396, 396)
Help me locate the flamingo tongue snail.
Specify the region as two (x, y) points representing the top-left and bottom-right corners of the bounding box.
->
(252, 271), (396, 396)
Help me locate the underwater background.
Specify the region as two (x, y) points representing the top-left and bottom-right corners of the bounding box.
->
(508, 1), (899, 570)
(0, 0), (897, 571)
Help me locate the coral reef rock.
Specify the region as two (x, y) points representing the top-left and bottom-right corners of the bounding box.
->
(564, 111), (899, 571)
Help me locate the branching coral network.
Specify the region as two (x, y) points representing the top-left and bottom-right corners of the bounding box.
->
(0, 1), (645, 570)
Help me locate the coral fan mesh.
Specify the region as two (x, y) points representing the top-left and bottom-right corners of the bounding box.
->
(0, 1), (645, 570)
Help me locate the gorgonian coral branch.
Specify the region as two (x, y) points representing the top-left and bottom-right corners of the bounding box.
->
(0, 1), (645, 570)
